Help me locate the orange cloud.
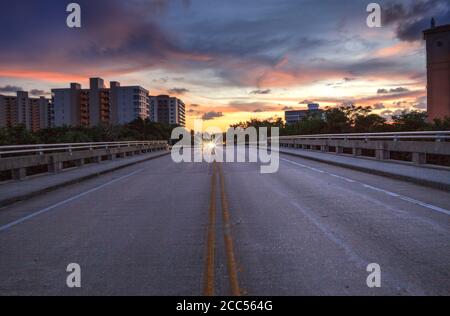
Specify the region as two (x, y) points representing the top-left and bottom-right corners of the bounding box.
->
(373, 42), (421, 58)
(0, 69), (87, 84)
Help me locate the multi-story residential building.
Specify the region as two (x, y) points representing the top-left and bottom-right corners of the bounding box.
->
(150, 95), (186, 126)
(0, 92), (51, 130)
(0, 95), (18, 128)
(17, 91), (31, 129)
(285, 103), (322, 125)
(149, 96), (157, 123)
(52, 83), (83, 127)
(111, 82), (149, 124)
(0, 96), (4, 127)
(89, 78), (111, 126)
(80, 90), (90, 126)
(30, 97), (52, 131)
(52, 77), (150, 127)
(30, 99), (41, 132)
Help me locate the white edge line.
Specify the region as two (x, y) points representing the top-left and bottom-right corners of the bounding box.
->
(0, 169), (144, 233)
(280, 157), (450, 216)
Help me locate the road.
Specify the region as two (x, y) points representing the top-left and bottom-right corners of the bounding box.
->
(0, 151), (449, 295)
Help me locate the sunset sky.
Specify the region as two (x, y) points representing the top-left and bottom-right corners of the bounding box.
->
(0, 0), (449, 130)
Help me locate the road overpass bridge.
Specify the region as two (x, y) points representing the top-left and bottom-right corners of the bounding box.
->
(0, 132), (449, 295)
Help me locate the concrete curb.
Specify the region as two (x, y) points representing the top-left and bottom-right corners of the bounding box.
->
(278, 149), (450, 192)
(0, 151), (170, 208)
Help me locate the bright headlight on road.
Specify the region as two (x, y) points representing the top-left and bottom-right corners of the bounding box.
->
(205, 141), (216, 150)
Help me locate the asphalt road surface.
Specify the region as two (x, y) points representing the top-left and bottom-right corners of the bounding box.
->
(0, 151), (449, 295)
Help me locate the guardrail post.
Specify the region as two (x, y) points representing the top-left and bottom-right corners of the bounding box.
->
(352, 147), (361, 157)
(48, 160), (62, 173)
(11, 168), (26, 180)
(74, 159), (84, 167)
(375, 142), (389, 160)
(335, 146), (343, 154)
(412, 152), (426, 165)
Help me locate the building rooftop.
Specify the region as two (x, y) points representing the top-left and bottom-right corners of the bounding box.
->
(423, 23), (450, 37)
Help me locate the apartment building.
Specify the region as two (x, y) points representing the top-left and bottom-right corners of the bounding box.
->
(0, 92), (52, 130)
(0, 95), (18, 128)
(285, 103), (322, 125)
(52, 83), (83, 127)
(52, 78), (150, 127)
(30, 97), (52, 131)
(111, 82), (149, 124)
(150, 95), (186, 126)
(89, 78), (111, 126)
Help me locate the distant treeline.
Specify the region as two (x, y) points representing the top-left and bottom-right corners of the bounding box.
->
(231, 105), (450, 135)
(2, 106), (450, 146)
(0, 119), (177, 145)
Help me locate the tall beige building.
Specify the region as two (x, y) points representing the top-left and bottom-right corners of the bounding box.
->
(52, 78), (149, 127)
(149, 95), (186, 126)
(423, 21), (450, 120)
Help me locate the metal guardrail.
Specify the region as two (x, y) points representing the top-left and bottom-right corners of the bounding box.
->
(0, 140), (169, 180)
(275, 131), (450, 167)
(0, 141), (167, 157)
(277, 131), (450, 141)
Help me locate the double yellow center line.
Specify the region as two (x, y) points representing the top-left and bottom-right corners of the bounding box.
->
(203, 162), (241, 296)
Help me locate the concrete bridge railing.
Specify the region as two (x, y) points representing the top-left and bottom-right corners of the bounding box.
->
(276, 131), (450, 168)
(0, 141), (168, 180)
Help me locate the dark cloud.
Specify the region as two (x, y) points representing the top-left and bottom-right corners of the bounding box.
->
(282, 106), (294, 111)
(0, 85), (22, 93)
(382, 0), (450, 42)
(187, 108), (201, 115)
(0, 0), (435, 94)
(190, 103), (200, 107)
(390, 87), (410, 93)
(250, 89), (271, 95)
(393, 100), (409, 106)
(0, 0), (190, 75)
(345, 59), (403, 76)
(168, 88), (190, 95)
(202, 111), (224, 120)
(377, 87), (410, 94)
(299, 100), (313, 104)
(30, 89), (49, 96)
(153, 77), (169, 83)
